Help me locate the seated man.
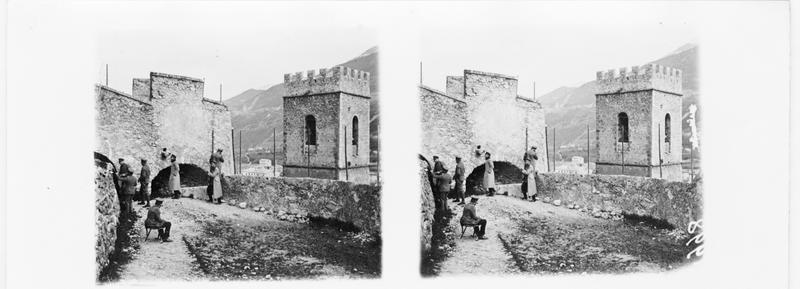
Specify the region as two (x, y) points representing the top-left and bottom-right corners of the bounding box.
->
(460, 197), (488, 240)
(145, 200), (173, 243)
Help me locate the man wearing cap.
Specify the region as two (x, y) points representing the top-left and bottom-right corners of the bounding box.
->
(522, 146), (539, 201)
(138, 159), (152, 207)
(117, 158), (131, 192)
(524, 146), (538, 166)
(434, 168), (453, 212)
(120, 170), (137, 215)
(209, 148), (225, 170)
(145, 200), (173, 243)
(453, 156), (466, 205)
(460, 197), (488, 240)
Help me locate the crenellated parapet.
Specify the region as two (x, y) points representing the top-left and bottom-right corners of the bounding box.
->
(595, 63), (682, 95)
(283, 66), (370, 98)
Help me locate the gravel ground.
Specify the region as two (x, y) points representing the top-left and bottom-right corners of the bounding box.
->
(111, 198), (379, 283)
(434, 195), (699, 276)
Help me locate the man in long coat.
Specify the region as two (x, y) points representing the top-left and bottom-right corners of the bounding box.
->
(209, 166), (223, 204)
(168, 155), (181, 199)
(483, 152), (496, 196)
(460, 197), (488, 240)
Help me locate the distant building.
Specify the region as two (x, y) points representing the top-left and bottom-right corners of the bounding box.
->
(243, 159), (282, 177)
(594, 64), (683, 181)
(282, 67), (371, 183)
(571, 156), (585, 165)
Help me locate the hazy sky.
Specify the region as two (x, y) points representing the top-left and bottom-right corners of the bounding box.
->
(93, 3), (376, 100)
(418, 4), (698, 97)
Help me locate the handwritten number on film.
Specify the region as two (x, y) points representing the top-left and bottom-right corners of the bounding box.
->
(686, 220), (704, 259)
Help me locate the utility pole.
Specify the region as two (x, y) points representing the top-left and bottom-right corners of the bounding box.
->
(419, 62), (423, 85)
(239, 130), (243, 174)
(231, 129), (236, 174)
(553, 127), (557, 172)
(525, 127), (529, 153)
(219, 83), (223, 102)
(344, 125), (349, 181)
(105, 64), (108, 86)
(545, 126), (550, 172)
(273, 128), (277, 177)
(587, 124), (590, 175)
(533, 81), (536, 100)
(658, 124), (663, 178)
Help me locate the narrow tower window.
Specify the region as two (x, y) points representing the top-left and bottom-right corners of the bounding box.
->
(664, 113), (671, 143)
(351, 116), (359, 146)
(305, 115), (317, 145)
(617, 112), (629, 143)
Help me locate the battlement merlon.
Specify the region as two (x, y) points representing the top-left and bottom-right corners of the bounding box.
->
(594, 63), (682, 95)
(283, 66), (371, 97)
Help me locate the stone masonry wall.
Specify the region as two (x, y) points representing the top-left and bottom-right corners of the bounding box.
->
(536, 173), (702, 231)
(338, 93), (371, 169)
(96, 72), (234, 182)
(95, 166), (120, 277)
(419, 69), (548, 179)
(596, 91), (653, 166)
(650, 91), (682, 166)
(419, 163), (435, 256)
(149, 72), (234, 175)
(419, 86), (472, 171)
(95, 85), (159, 175)
(222, 175), (381, 234)
(283, 93), (340, 168)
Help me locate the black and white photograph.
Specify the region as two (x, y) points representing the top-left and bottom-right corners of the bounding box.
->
(91, 5), (381, 282)
(419, 8), (710, 277)
(1, 1), (796, 289)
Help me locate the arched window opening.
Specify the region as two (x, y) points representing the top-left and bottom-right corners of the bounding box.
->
(617, 112), (629, 143)
(304, 115), (317, 145)
(664, 113), (671, 143)
(351, 116), (359, 147)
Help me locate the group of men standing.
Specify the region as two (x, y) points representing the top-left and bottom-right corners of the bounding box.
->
(116, 158), (152, 215)
(428, 145), (541, 241)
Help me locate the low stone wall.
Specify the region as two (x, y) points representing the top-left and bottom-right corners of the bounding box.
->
(222, 175), (380, 234)
(420, 168), (435, 256)
(95, 167), (120, 277)
(536, 173), (702, 231)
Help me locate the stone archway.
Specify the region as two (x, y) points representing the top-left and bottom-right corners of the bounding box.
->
(150, 163), (210, 197)
(94, 152), (117, 172)
(465, 161), (524, 196)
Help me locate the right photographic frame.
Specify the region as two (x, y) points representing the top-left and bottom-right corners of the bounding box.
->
(418, 21), (703, 277)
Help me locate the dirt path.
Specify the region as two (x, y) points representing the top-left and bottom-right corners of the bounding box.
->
(117, 198), (283, 282)
(437, 195), (693, 275)
(437, 196), (524, 275)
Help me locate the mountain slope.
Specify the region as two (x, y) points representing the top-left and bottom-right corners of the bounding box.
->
(225, 47), (380, 162)
(538, 44), (699, 160)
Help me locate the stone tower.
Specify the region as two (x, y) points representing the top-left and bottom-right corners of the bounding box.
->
(594, 63), (683, 181)
(282, 66), (371, 183)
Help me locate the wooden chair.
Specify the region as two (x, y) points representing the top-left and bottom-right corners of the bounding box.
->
(460, 222), (480, 238)
(144, 224), (160, 241)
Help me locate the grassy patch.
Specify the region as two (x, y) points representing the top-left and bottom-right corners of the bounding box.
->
(184, 218), (380, 280)
(500, 216), (698, 274)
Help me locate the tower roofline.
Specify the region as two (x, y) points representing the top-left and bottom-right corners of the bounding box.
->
(284, 66), (370, 97)
(595, 63), (682, 95)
